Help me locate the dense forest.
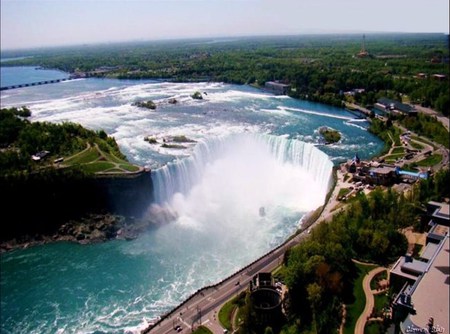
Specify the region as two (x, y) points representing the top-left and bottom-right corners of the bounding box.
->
(2, 34), (449, 114)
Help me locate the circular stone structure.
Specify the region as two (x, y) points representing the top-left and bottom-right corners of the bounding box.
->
(250, 287), (283, 327)
(251, 288), (282, 310)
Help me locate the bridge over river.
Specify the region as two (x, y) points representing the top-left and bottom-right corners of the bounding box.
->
(0, 77), (77, 91)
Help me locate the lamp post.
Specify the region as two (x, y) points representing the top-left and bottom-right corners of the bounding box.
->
(196, 305), (202, 325)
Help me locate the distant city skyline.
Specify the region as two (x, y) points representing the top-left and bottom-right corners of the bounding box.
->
(1, 0), (449, 50)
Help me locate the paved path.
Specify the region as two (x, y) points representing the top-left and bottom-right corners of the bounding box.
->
(354, 267), (386, 334)
(393, 123), (449, 172)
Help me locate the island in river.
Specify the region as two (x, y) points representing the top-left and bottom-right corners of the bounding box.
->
(319, 126), (342, 144)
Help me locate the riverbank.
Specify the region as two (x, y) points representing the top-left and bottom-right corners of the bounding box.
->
(0, 213), (160, 254)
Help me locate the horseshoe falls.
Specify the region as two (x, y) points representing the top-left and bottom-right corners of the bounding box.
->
(0, 77), (383, 334)
(152, 133), (333, 206)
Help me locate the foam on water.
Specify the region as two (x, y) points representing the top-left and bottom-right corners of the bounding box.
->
(0, 78), (384, 334)
(281, 106), (354, 120)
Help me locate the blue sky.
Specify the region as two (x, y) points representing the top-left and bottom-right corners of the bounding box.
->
(1, 0), (449, 50)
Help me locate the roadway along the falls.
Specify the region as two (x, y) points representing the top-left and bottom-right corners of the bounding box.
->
(142, 230), (310, 334)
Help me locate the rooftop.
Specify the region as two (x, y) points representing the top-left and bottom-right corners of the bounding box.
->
(435, 204), (449, 219)
(420, 242), (439, 261)
(408, 237), (449, 331)
(369, 166), (395, 175)
(390, 257), (424, 281)
(376, 98), (415, 114)
(265, 81), (291, 88)
(429, 224), (449, 237)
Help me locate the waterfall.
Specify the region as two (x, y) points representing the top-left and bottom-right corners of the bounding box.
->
(152, 133), (333, 205)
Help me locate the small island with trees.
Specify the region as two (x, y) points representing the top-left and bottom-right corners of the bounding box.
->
(319, 126), (341, 144)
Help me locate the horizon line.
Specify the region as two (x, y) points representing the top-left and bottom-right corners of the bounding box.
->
(1, 31), (448, 53)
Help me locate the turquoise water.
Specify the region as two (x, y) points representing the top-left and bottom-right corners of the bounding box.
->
(0, 66), (69, 88)
(0, 71), (384, 333)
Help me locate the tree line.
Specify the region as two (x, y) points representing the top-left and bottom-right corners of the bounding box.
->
(3, 34), (448, 115)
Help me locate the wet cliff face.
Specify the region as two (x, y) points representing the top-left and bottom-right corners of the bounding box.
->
(93, 171), (154, 216)
(0, 170), (154, 241)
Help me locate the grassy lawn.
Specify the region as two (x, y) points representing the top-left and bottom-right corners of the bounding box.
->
(338, 188), (351, 199)
(343, 262), (377, 334)
(374, 293), (388, 314)
(119, 163), (140, 172)
(383, 154), (403, 163)
(83, 161), (116, 173)
(219, 292), (247, 331)
(416, 154), (442, 167)
(192, 326), (213, 334)
(104, 168), (125, 173)
(410, 135), (438, 149)
(410, 141), (425, 150)
(104, 151), (127, 163)
(370, 270), (387, 290)
(391, 147), (405, 155)
(390, 130), (402, 146)
(64, 146), (140, 174)
(235, 305), (246, 329)
(65, 147), (99, 164)
(218, 297), (237, 331)
(364, 321), (385, 334)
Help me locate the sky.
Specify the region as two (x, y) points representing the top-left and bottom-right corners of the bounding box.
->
(1, 0), (449, 50)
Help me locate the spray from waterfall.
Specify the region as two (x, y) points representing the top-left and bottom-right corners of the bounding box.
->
(148, 133), (333, 227)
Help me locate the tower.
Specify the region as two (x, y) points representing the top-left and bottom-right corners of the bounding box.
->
(357, 34), (369, 58)
(362, 34), (366, 54)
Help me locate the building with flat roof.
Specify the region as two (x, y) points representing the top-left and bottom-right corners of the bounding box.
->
(432, 74), (447, 81)
(374, 98), (417, 116)
(390, 202), (449, 334)
(368, 166), (398, 185)
(427, 201), (450, 227)
(264, 81), (291, 95)
(396, 237), (449, 334)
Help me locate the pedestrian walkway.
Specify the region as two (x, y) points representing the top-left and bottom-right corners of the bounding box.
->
(354, 267), (388, 334)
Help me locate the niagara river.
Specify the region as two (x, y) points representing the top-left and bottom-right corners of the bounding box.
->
(0, 75), (383, 334)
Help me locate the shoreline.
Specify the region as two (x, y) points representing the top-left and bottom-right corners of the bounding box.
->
(0, 214), (158, 254)
(141, 165), (342, 333)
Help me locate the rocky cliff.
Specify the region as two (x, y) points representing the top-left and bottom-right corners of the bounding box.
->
(0, 169), (154, 242)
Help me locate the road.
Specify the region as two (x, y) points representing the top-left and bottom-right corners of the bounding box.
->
(142, 165), (357, 334)
(413, 105), (449, 131)
(142, 231), (309, 334)
(143, 169), (349, 334)
(394, 123), (449, 172)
